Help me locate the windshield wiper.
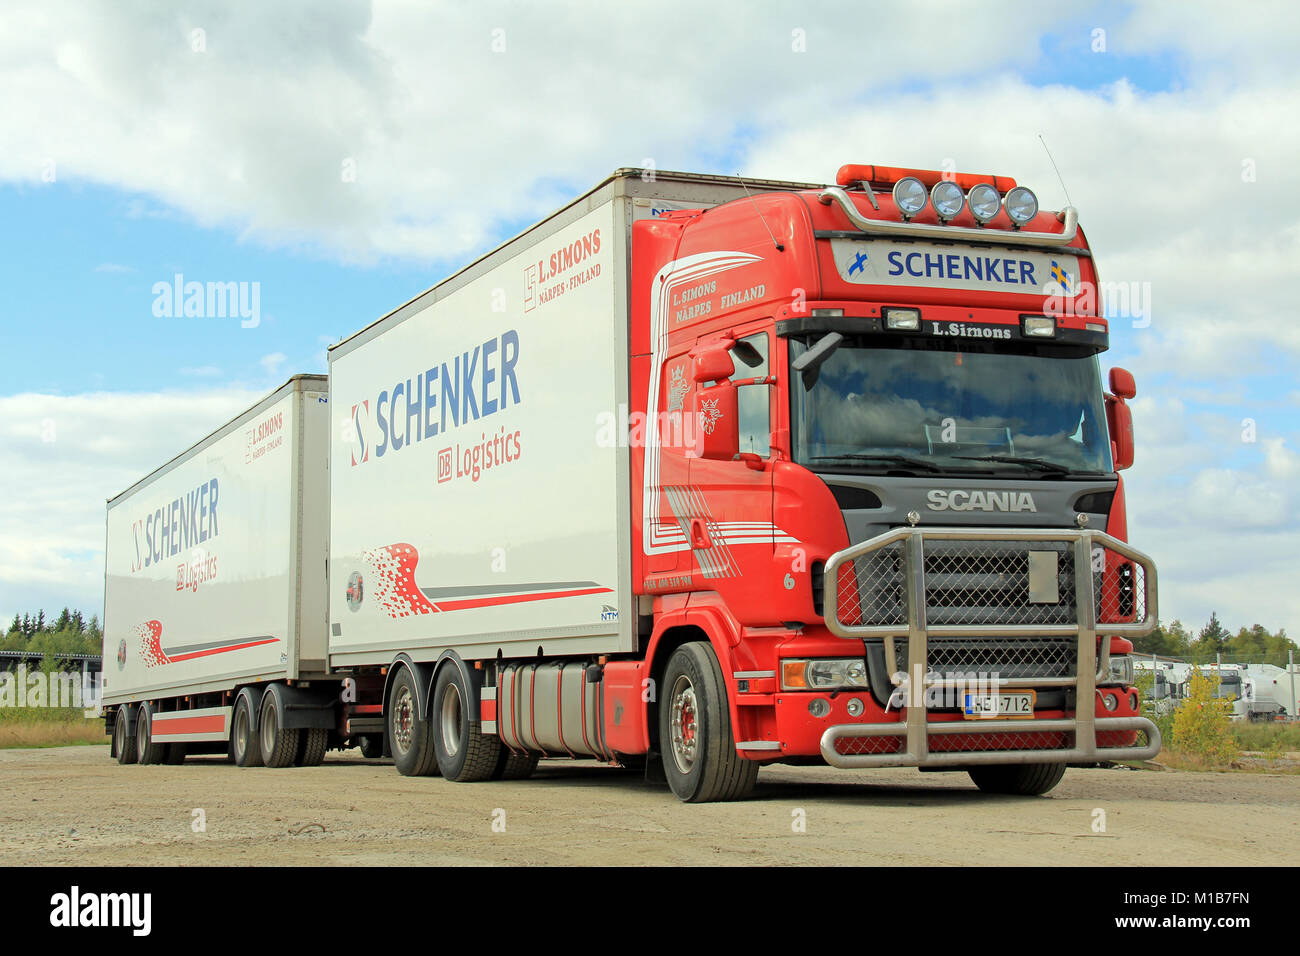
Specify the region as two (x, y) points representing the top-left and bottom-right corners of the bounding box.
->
(951, 454), (1072, 475)
(809, 453), (943, 473)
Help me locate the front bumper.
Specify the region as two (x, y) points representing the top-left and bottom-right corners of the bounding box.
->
(819, 526), (1162, 768)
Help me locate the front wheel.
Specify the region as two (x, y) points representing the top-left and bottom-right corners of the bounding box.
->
(659, 642), (758, 803)
(968, 762), (1066, 796)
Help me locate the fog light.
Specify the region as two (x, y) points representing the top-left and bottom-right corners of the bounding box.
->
(930, 180), (965, 221)
(1102, 693), (1119, 712)
(809, 698), (830, 718)
(893, 177), (928, 218)
(1023, 315), (1057, 338)
(968, 182), (1001, 223)
(1004, 186), (1038, 225)
(846, 697), (865, 717)
(883, 307), (921, 330)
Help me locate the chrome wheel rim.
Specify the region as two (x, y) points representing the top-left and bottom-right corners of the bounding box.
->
(669, 675), (699, 774)
(440, 683), (462, 759)
(393, 685), (414, 755)
(234, 707), (249, 759)
(260, 705), (276, 756)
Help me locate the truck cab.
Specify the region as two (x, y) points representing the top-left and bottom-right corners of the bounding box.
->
(630, 163), (1159, 797)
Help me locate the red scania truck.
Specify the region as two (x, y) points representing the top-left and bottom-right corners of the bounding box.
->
(104, 164), (1160, 801)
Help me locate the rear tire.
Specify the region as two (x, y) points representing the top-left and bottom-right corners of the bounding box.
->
(431, 665), (500, 782)
(114, 707), (137, 765)
(164, 743), (187, 764)
(295, 727), (329, 767)
(259, 693), (300, 769)
(387, 667), (439, 776)
(493, 748), (539, 780)
(231, 694), (263, 768)
(968, 762), (1067, 796)
(357, 734), (384, 759)
(659, 642), (758, 803)
(136, 703), (167, 765)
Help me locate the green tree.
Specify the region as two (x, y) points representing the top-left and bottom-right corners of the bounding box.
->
(1170, 667), (1236, 766)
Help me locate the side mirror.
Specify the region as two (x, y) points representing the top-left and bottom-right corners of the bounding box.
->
(1106, 394), (1134, 471)
(1109, 367), (1136, 400)
(690, 381), (738, 461)
(692, 344), (735, 384)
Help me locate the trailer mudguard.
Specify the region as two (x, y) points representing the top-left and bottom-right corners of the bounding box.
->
(260, 681), (337, 731)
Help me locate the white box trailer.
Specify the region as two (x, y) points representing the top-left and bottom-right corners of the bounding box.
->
(102, 375), (332, 764)
(325, 190), (697, 666)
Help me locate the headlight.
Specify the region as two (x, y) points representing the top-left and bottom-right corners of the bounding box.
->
(892, 177), (928, 217)
(1004, 186), (1038, 225)
(930, 180), (964, 221)
(781, 658), (869, 690)
(1022, 315), (1057, 338)
(1107, 655), (1134, 686)
(968, 183), (1001, 223)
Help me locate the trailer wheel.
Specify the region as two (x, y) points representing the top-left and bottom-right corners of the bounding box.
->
(259, 693), (300, 768)
(231, 695), (263, 768)
(493, 748), (539, 780)
(659, 642), (758, 803)
(432, 666), (500, 782)
(295, 728), (329, 767)
(357, 734), (384, 759)
(136, 703), (167, 765)
(164, 744), (187, 765)
(114, 707), (137, 765)
(968, 762), (1067, 796)
(387, 667), (439, 776)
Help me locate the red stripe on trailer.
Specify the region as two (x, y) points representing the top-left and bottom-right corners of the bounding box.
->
(166, 638), (279, 662)
(151, 713), (226, 736)
(433, 586), (612, 612)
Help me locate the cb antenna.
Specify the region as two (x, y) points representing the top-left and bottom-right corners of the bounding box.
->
(1037, 133), (1073, 208)
(736, 172), (784, 251)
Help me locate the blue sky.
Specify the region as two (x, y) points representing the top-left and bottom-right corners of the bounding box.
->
(2, 0), (1298, 637)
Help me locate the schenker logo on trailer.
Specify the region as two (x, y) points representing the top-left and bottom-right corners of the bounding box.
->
(348, 330), (521, 467)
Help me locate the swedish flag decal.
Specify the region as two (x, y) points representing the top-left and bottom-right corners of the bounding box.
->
(1050, 260), (1074, 294)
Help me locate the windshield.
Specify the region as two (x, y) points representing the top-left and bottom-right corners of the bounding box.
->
(1215, 677), (1242, 699)
(790, 336), (1113, 476)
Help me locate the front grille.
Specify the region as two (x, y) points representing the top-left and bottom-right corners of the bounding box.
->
(889, 636), (1078, 681)
(837, 540), (1079, 627)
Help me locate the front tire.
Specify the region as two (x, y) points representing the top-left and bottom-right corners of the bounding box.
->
(968, 762), (1067, 796)
(659, 642), (758, 803)
(431, 665), (500, 782)
(493, 748), (539, 780)
(387, 667), (439, 776)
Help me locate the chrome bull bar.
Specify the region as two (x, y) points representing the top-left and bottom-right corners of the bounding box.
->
(819, 527), (1162, 768)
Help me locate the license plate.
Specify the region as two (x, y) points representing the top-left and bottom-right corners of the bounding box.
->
(963, 690), (1036, 719)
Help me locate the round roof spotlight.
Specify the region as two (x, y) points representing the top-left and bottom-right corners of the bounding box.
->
(1004, 186), (1039, 226)
(968, 182), (1002, 224)
(930, 180), (965, 222)
(892, 177), (928, 218)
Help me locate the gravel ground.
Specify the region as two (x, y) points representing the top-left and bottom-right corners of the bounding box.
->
(2, 745), (1297, 866)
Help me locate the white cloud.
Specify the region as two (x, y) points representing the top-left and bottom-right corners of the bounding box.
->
(259, 352), (287, 376)
(0, 388), (262, 623)
(1, 2), (1298, 636)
